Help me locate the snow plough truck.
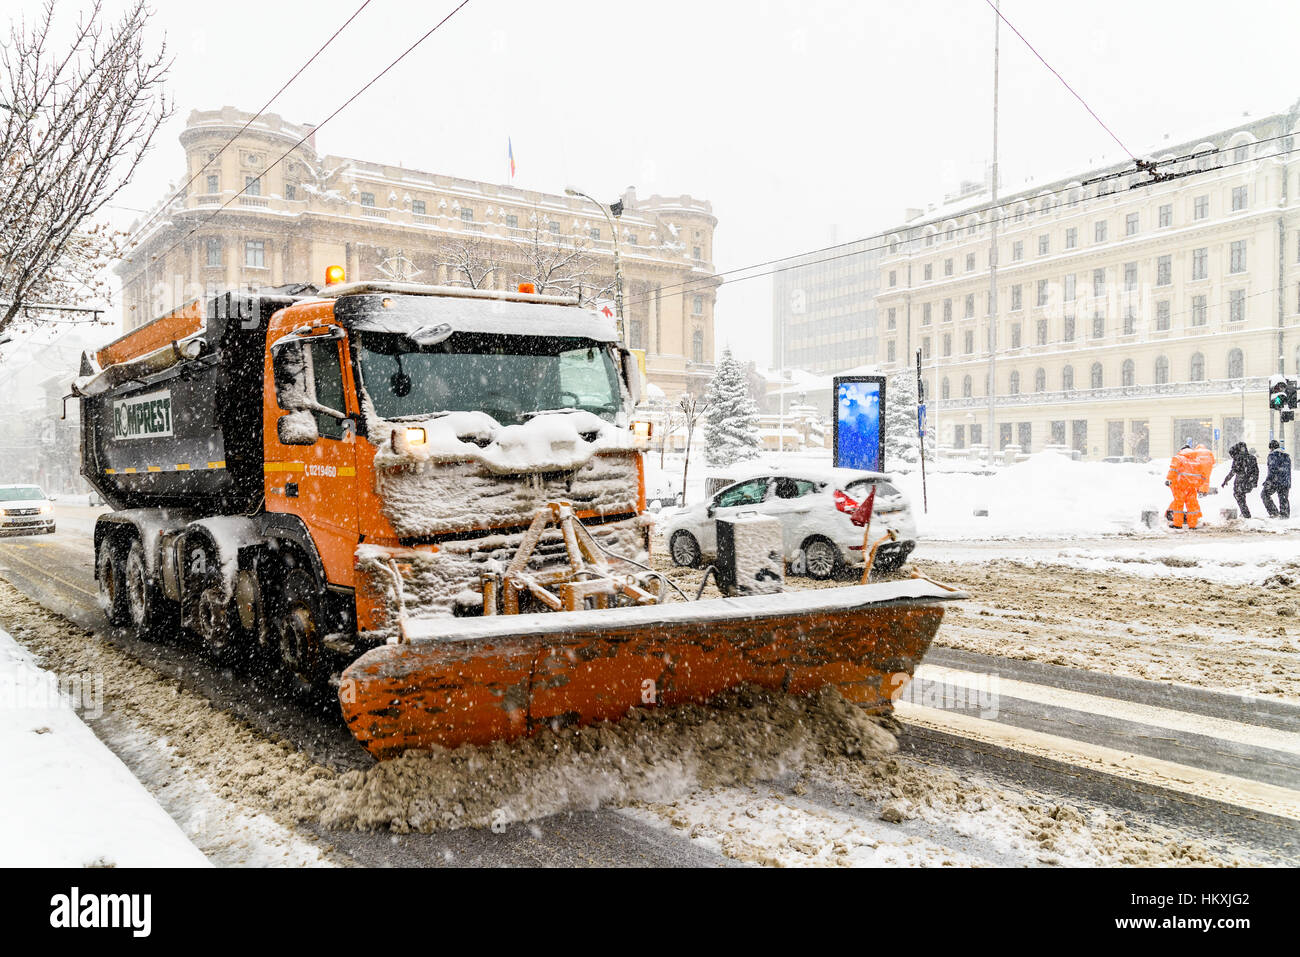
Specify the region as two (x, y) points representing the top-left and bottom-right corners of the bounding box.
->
(76, 273), (963, 759)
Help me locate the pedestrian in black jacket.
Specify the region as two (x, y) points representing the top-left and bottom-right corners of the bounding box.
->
(1221, 442), (1259, 518)
(1262, 440), (1291, 519)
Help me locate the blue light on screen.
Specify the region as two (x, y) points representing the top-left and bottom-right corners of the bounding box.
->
(835, 379), (882, 471)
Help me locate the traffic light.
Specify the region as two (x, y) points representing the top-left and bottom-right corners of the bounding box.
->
(1270, 377), (1288, 414)
(1285, 378), (1298, 424)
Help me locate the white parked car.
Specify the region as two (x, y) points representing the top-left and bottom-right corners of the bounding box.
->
(662, 467), (917, 579)
(0, 484), (56, 536)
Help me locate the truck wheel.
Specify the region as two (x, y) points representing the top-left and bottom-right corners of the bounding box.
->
(801, 536), (841, 580)
(271, 558), (325, 689)
(125, 538), (173, 640)
(183, 536), (234, 657)
(96, 538), (129, 626)
(669, 530), (702, 568)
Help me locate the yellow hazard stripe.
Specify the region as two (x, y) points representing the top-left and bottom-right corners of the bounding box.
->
(264, 462), (305, 473)
(176, 463), (191, 470)
(104, 468), (116, 475)
(207, 461), (225, 469)
(123, 467), (137, 473)
(147, 466), (162, 472)
(338, 466), (356, 477)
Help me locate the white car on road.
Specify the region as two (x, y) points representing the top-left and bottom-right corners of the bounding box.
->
(0, 484), (56, 536)
(662, 467), (917, 579)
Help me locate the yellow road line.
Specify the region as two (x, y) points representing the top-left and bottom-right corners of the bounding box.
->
(0, 544), (100, 602)
(914, 663), (1300, 757)
(897, 701), (1300, 822)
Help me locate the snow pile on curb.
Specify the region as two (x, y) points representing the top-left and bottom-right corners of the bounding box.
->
(0, 626), (209, 867)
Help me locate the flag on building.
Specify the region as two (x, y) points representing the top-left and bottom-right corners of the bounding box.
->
(508, 138), (516, 179)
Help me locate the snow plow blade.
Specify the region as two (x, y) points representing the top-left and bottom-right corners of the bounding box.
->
(339, 579), (966, 760)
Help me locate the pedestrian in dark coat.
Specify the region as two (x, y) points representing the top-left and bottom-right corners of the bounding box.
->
(1220, 442), (1259, 518)
(1262, 440), (1292, 519)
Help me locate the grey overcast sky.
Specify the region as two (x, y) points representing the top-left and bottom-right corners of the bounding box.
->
(78, 0), (1300, 365)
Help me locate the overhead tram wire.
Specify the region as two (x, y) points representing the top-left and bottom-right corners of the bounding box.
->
(116, 0), (377, 260)
(134, 0), (473, 273)
(981, 0), (1135, 161)
(622, 140), (1300, 309)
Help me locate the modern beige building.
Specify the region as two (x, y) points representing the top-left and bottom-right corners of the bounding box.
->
(116, 107), (721, 397)
(876, 101), (1300, 461)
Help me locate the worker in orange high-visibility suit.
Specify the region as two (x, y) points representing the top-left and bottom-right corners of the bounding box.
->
(1190, 443), (1216, 495)
(1166, 446), (1203, 529)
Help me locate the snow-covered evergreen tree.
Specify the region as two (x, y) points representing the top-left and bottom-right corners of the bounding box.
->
(883, 369), (933, 470)
(703, 349), (762, 467)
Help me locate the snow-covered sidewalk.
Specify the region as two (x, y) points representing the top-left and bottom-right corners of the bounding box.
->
(0, 625), (209, 867)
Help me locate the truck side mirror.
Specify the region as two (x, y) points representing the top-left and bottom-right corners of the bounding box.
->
(619, 346), (641, 406)
(277, 411), (318, 445)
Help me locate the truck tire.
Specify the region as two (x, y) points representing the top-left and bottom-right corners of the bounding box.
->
(267, 551), (326, 690)
(183, 535), (235, 658)
(96, 538), (129, 626)
(124, 538), (174, 640)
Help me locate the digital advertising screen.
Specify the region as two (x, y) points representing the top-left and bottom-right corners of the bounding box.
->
(833, 375), (886, 472)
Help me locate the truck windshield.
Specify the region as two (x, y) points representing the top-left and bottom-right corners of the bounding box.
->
(355, 331), (622, 426)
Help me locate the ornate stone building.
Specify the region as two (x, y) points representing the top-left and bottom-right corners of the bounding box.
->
(116, 107), (721, 397)
(875, 100), (1300, 460)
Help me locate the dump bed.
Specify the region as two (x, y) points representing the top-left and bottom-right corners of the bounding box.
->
(78, 287), (314, 513)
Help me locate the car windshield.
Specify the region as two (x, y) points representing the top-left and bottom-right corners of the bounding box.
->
(355, 331), (621, 426)
(0, 486), (45, 501)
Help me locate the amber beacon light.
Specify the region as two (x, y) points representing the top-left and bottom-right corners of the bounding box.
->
(517, 282), (535, 294)
(325, 265), (346, 285)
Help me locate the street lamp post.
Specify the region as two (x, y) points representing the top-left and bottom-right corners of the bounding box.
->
(565, 186), (629, 344)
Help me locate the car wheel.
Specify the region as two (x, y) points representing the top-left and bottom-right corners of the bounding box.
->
(801, 536), (841, 580)
(669, 530), (702, 568)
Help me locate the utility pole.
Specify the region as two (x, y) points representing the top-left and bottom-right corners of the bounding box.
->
(986, 0), (1001, 467)
(565, 187), (629, 344)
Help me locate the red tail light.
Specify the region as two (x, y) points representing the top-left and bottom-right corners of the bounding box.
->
(833, 489), (859, 514)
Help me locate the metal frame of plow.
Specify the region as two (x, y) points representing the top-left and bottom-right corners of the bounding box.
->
(482, 501), (659, 616)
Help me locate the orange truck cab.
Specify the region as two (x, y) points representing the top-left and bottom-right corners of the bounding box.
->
(78, 278), (650, 685)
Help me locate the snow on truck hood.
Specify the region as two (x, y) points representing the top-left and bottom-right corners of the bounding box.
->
(335, 292), (619, 342)
(375, 409), (634, 475)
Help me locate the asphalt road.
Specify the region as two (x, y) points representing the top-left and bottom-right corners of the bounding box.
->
(2, 503), (1297, 866)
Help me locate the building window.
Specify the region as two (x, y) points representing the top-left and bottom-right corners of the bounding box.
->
(1065, 227), (1077, 249)
(692, 295), (704, 316)
(922, 302), (933, 325)
(1064, 274), (1076, 301)
(244, 240), (265, 268)
(1122, 359), (1135, 387)
(1194, 195), (1208, 220)
(962, 375), (972, 398)
(1154, 355), (1170, 384)
(965, 253), (976, 272)
(922, 337), (931, 359)
(691, 330), (704, 363)
(1092, 312), (1105, 339)
(964, 294), (975, 318)
(1012, 241), (1023, 262)
(412, 200), (427, 215)
(285, 184), (297, 200)
(1062, 365), (1074, 390)
(889, 270), (897, 287)
(1038, 234), (1049, 256)
(1092, 268), (1106, 298)
(1229, 240), (1247, 273)
(462, 207), (475, 222)
(887, 340), (896, 362)
(941, 377), (950, 400)
(1156, 300), (1170, 330)
(693, 245), (702, 259)
(1090, 362), (1103, 389)
(1123, 307), (1136, 336)
(953, 424), (965, 449)
(1125, 212), (1139, 236)
(1229, 288), (1246, 322)
(1035, 368), (1046, 392)
(943, 333), (952, 357)
(206, 174), (219, 193)
(1094, 221), (1107, 243)
(1011, 285), (1022, 311)
(1064, 314), (1076, 341)
(943, 299), (953, 322)
(924, 263), (933, 281)
(1036, 319), (1048, 345)
(549, 221), (560, 233)
(944, 258), (953, 276)
(963, 330), (974, 354)
(887, 307), (897, 330)
(1227, 348), (1244, 379)
(1011, 323), (1022, 349)
(1192, 247), (1208, 280)
(245, 176), (261, 196)
(627, 233), (637, 245)
(1037, 279), (1049, 307)
(1158, 204), (1173, 228)
(1156, 255), (1171, 286)
(1009, 370), (1020, 394)
(360, 192), (375, 207)
(1124, 262), (1138, 290)
(1192, 294), (1207, 326)
(1190, 352), (1205, 381)
(1232, 186), (1248, 211)
(205, 238), (221, 267)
